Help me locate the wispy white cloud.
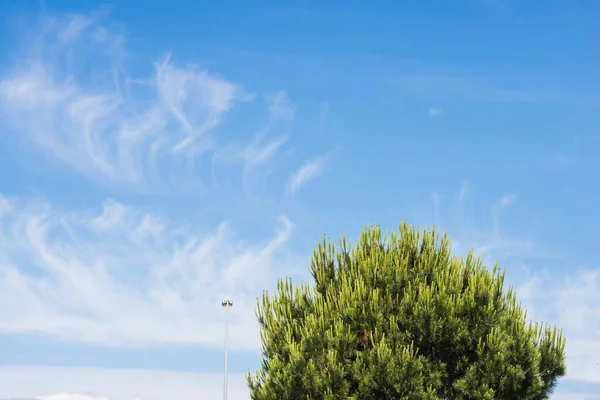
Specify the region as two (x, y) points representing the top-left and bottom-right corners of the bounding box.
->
(496, 194), (517, 210)
(266, 90), (295, 121)
(0, 193), (302, 350)
(428, 107), (443, 117)
(242, 92), (294, 168)
(207, 91), (295, 195)
(89, 200), (128, 231)
(395, 74), (545, 103)
(287, 154), (330, 194)
(154, 53), (244, 152)
(489, 193), (517, 233)
(0, 195), (11, 215)
(445, 189), (536, 269)
(456, 182), (468, 207)
(0, 13), (284, 191)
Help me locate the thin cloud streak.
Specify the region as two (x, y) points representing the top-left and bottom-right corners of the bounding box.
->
(288, 154), (330, 194)
(393, 73), (567, 103)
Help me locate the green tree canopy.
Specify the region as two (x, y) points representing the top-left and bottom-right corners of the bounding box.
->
(247, 223), (566, 399)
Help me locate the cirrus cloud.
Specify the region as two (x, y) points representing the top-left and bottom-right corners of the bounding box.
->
(0, 193), (302, 351)
(0, 12), (295, 192)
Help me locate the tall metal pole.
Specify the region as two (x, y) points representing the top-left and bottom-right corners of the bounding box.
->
(222, 299), (233, 400)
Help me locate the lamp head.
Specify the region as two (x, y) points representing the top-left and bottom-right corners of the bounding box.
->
(221, 299), (233, 307)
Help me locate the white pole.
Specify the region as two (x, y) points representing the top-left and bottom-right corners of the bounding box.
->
(222, 299), (232, 400)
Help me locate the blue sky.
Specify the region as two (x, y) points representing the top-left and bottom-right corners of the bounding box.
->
(0, 0), (598, 399)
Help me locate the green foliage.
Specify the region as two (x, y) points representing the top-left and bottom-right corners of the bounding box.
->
(247, 223), (566, 400)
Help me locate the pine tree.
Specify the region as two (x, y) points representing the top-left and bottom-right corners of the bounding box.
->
(247, 223), (566, 399)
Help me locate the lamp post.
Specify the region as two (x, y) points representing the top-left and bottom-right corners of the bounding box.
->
(221, 298), (233, 400)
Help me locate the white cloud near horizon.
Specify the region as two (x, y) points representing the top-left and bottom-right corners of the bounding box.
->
(0, 193), (304, 350)
(40, 394), (109, 400)
(0, 366), (250, 400)
(0, 366), (597, 400)
(0, 12), (295, 192)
